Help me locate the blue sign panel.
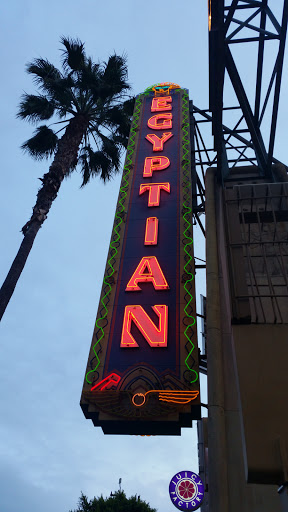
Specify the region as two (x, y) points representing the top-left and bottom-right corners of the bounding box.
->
(81, 84), (200, 435)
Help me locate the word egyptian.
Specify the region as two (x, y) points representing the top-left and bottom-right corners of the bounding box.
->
(121, 95), (173, 348)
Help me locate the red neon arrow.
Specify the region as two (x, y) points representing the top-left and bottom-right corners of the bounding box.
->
(91, 373), (121, 391)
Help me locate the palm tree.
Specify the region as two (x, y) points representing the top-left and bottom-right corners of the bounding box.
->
(0, 37), (134, 321)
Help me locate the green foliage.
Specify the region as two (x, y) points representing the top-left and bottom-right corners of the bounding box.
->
(18, 37), (135, 185)
(70, 491), (157, 512)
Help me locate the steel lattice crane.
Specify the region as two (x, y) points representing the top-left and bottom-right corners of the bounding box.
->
(194, 2), (288, 512)
(192, 0), (288, 230)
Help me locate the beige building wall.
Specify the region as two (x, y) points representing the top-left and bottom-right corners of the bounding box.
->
(204, 167), (287, 511)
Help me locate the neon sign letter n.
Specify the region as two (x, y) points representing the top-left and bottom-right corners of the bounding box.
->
(121, 305), (168, 347)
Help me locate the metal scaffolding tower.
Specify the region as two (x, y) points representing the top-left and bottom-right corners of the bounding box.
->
(193, 2), (288, 511)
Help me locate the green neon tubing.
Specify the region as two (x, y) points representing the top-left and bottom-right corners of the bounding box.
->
(86, 96), (143, 384)
(181, 91), (198, 384)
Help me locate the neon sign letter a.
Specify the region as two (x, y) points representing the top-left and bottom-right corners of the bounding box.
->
(126, 256), (169, 291)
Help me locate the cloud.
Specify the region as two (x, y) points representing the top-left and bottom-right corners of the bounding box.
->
(0, 462), (75, 512)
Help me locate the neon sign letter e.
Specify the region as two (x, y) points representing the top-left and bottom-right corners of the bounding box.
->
(151, 96), (172, 112)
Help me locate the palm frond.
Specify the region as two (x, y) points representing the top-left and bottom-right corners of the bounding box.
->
(79, 140), (120, 186)
(26, 58), (62, 85)
(76, 56), (101, 94)
(103, 54), (130, 88)
(101, 135), (121, 172)
(17, 94), (55, 123)
(60, 36), (85, 71)
(21, 125), (58, 160)
(19, 39), (133, 178)
(101, 100), (135, 147)
(26, 57), (76, 114)
(89, 151), (111, 183)
(116, 97), (136, 146)
(46, 77), (76, 114)
(97, 54), (131, 100)
(122, 96), (136, 116)
(78, 152), (91, 186)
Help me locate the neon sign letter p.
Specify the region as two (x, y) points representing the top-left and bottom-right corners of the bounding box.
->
(143, 156), (170, 177)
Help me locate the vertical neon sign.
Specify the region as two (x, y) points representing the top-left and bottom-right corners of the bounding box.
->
(81, 83), (200, 435)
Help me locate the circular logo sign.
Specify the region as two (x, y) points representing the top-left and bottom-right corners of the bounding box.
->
(169, 471), (205, 511)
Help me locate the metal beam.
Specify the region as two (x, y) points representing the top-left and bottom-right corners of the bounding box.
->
(225, 46), (268, 174)
(208, 0), (288, 181)
(254, 0), (267, 124)
(267, 0), (288, 172)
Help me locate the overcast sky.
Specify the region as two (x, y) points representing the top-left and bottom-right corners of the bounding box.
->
(0, 1), (287, 512)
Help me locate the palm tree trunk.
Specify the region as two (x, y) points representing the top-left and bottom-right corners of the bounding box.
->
(0, 221), (42, 320)
(0, 115), (88, 322)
